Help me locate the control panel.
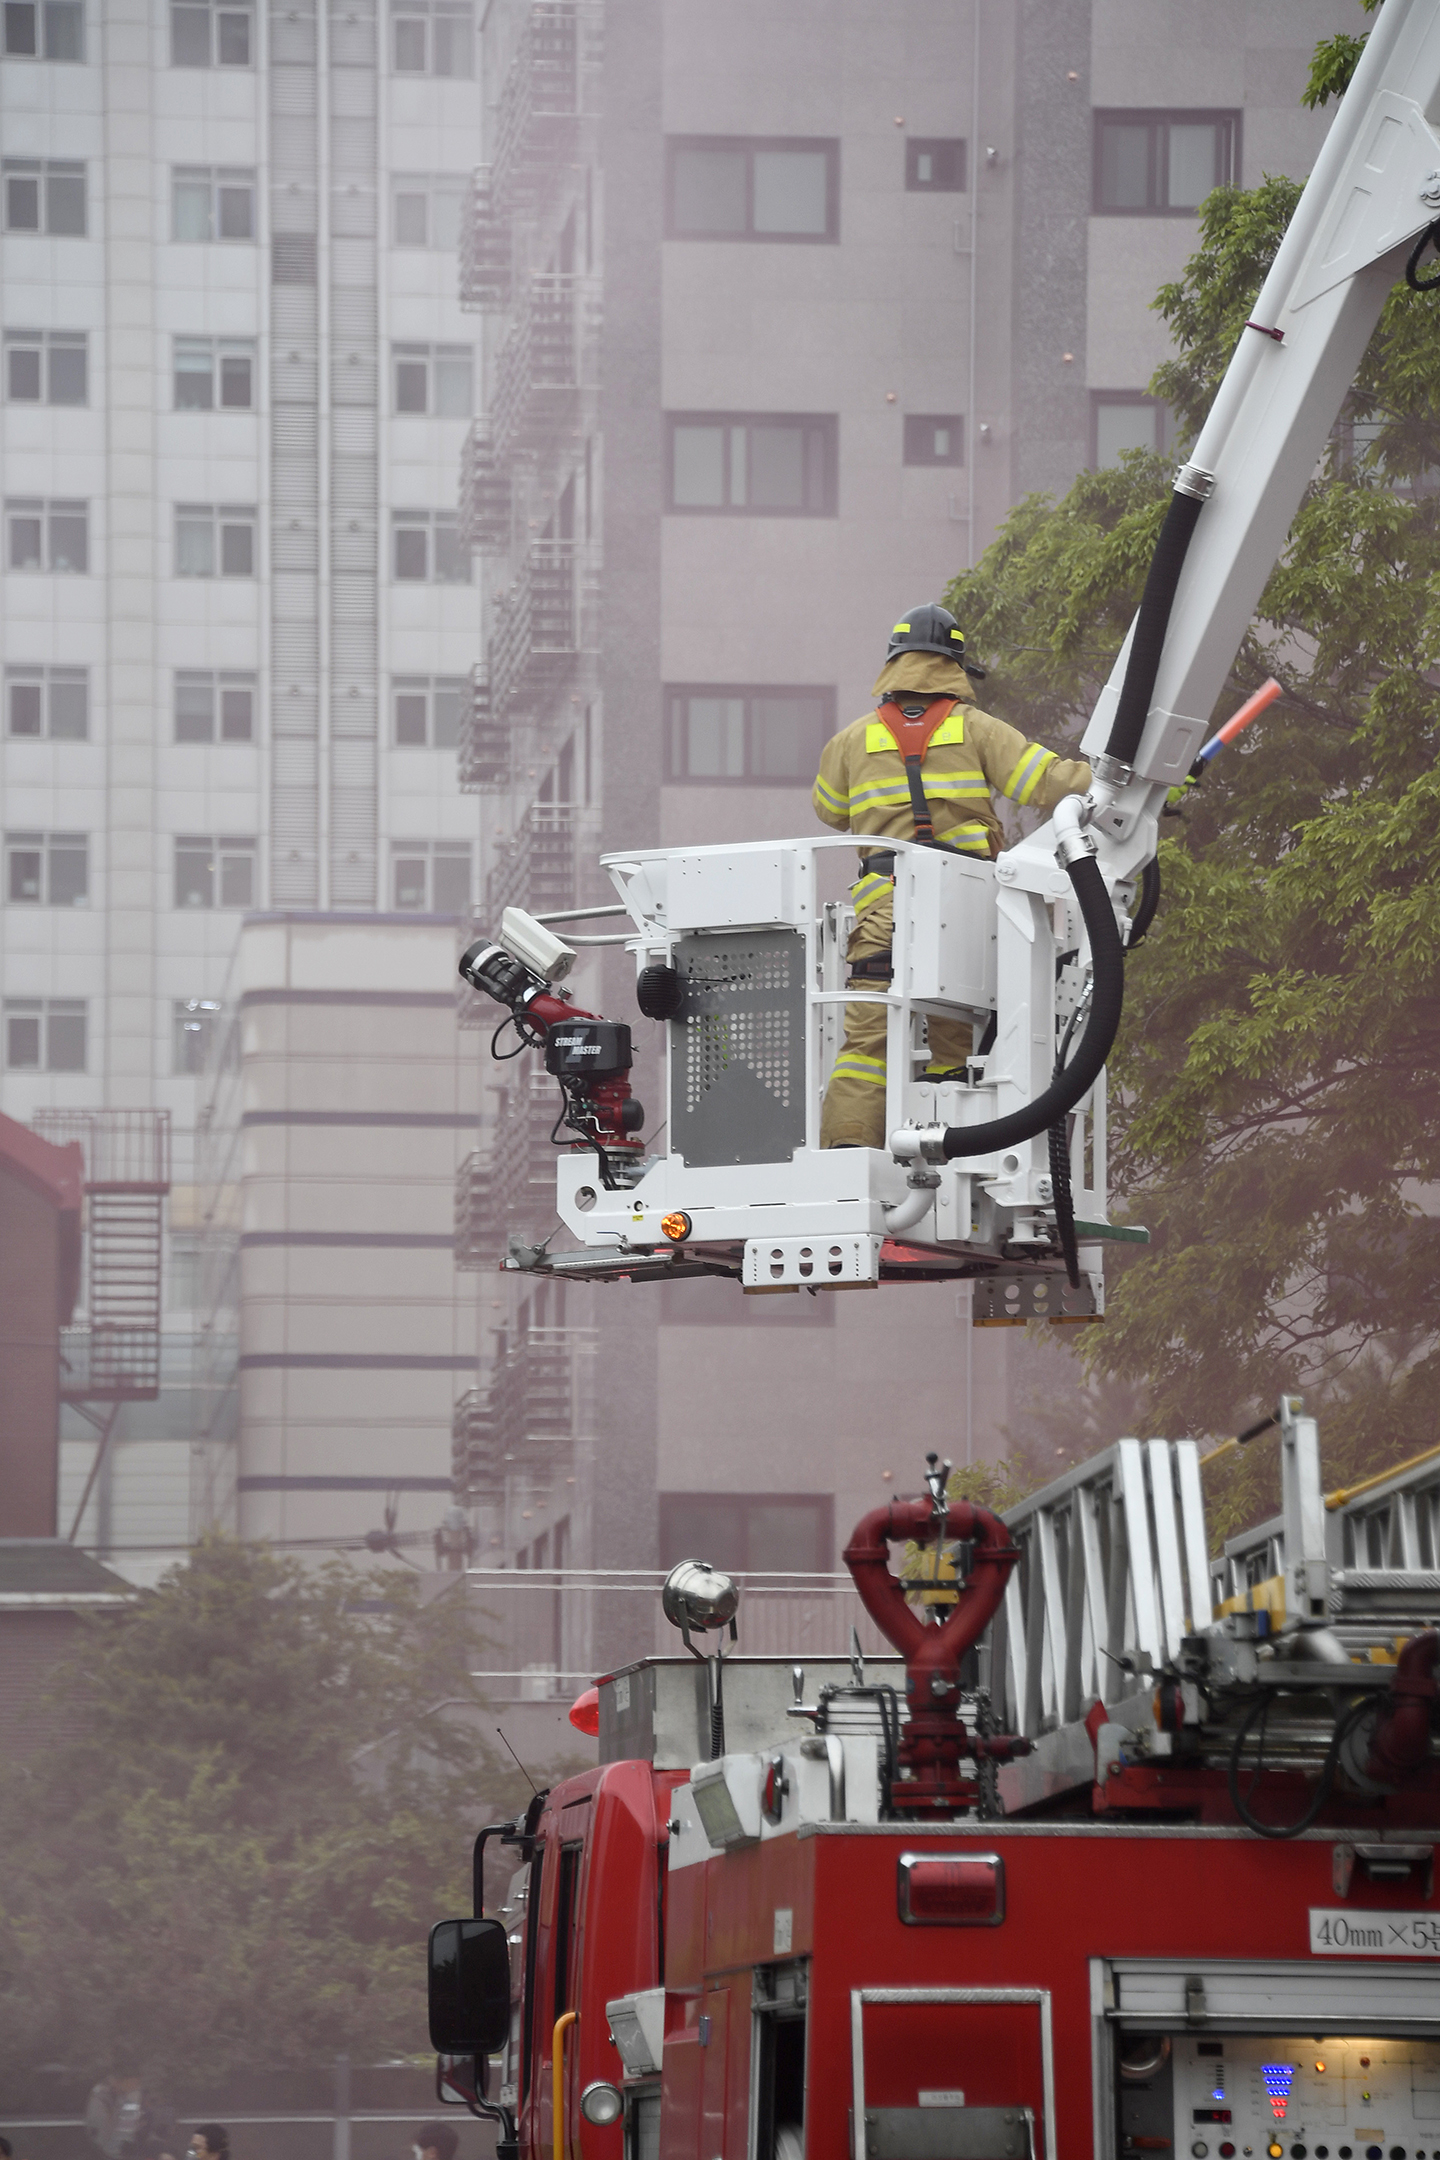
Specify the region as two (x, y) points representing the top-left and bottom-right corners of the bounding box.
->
(1120, 2035), (1440, 2160)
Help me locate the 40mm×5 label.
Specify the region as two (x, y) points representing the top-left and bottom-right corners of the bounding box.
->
(1310, 1908), (1440, 1955)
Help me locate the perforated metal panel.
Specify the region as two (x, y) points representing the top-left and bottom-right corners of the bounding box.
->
(670, 931), (806, 1168)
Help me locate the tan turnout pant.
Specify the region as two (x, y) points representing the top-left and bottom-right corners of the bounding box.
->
(819, 892), (973, 1149)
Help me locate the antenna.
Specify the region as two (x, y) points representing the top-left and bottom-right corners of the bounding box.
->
(496, 1725), (540, 1796)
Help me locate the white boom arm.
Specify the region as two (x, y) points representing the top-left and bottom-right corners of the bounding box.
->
(1012, 0), (1440, 893)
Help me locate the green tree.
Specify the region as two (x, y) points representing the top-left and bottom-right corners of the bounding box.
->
(0, 1540), (532, 2083)
(945, 151), (1440, 1507)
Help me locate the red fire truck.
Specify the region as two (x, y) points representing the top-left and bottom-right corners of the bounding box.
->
(429, 1413), (1440, 2160)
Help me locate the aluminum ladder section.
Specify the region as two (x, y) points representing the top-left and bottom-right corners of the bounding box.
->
(991, 1439), (1212, 1741)
(1215, 1413), (1440, 1657)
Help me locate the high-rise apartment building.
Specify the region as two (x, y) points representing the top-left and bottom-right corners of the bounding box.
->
(1, 0), (483, 1570)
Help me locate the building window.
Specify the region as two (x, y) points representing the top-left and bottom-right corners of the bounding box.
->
(3, 160), (86, 235)
(2, 3), (83, 60)
(1091, 393), (1174, 468)
(665, 685), (835, 784)
(392, 840), (471, 913)
(666, 137), (839, 241)
(391, 510), (469, 583)
(1093, 110), (1240, 214)
(175, 835), (256, 909)
(172, 167), (256, 242)
(392, 0), (472, 76)
(6, 665), (88, 739)
(173, 998), (222, 1074)
(903, 414), (964, 468)
(666, 414), (837, 516)
(905, 138), (966, 192)
(6, 831), (88, 906)
(658, 1492), (835, 1573)
(171, 0), (252, 65)
(174, 671), (256, 743)
(5, 330), (87, 405)
(5, 998), (86, 1072)
(391, 173), (466, 250)
(6, 499), (87, 572)
(392, 342), (472, 417)
(393, 675), (466, 747)
(174, 338), (255, 410)
(175, 505), (256, 578)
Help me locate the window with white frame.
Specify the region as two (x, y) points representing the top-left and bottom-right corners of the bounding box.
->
(6, 666), (88, 739)
(3, 1), (84, 58)
(5, 998), (86, 1072)
(173, 998), (222, 1074)
(175, 671), (256, 743)
(3, 160), (86, 234)
(392, 343), (472, 417)
(391, 0), (472, 76)
(175, 505), (256, 578)
(392, 839), (471, 914)
(175, 835), (256, 909)
(170, 0), (252, 65)
(666, 137), (839, 241)
(390, 174), (466, 250)
(7, 500), (87, 572)
(393, 676), (467, 747)
(172, 167), (255, 242)
(5, 330), (87, 405)
(6, 830), (88, 906)
(665, 685), (835, 783)
(391, 510), (469, 583)
(174, 338), (255, 410)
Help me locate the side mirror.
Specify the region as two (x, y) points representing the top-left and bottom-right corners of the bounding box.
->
(428, 1916), (511, 2056)
(436, 2053), (487, 2106)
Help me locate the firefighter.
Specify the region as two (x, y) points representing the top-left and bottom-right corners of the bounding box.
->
(814, 603), (1092, 1148)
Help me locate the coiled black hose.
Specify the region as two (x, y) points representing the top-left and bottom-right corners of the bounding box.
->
(937, 478), (1202, 1160)
(943, 852), (1124, 1160)
(1226, 1692), (1372, 1840)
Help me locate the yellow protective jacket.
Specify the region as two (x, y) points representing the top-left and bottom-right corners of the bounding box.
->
(812, 652), (1091, 916)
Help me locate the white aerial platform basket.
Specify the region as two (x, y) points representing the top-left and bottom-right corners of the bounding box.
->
(525, 832), (1144, 1316)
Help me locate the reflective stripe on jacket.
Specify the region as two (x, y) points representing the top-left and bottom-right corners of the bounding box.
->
(812, 671), (1091, 887)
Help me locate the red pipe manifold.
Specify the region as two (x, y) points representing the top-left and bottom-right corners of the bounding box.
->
(1363, 1627), (1440, 1787)
(843, 1496), (1030, 1813)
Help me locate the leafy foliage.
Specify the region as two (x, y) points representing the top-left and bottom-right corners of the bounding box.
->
(944, 148), (1440, 1505)
(0, 1541), (532, 2083)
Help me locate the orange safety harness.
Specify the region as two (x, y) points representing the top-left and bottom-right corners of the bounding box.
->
(873, 695), (964, 849)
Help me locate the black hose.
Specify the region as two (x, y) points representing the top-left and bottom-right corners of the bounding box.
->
(942, 852), (1124, 1160)
(1127, 855), (1162, 951)
(1108, 487), (1206, 765)
(1226, 1692), (1371, 1840)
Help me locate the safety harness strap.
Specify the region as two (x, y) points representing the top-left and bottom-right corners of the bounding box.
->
(874, 698), (960, 850)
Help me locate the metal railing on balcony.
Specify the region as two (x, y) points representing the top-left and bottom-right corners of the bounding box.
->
(459, 166), (512, 311)
(492, 2), (602, 211)
(464, 1568), (896, 1698)
(490, 541), (597, 720)
(459, 422), (512, 554)
(457, 668), (510, 794)
(35, 1109), (171, 1405)
(451, 1324), (593, 1496)
(484, 802), (578, 919)
(490, 275), (599, 462)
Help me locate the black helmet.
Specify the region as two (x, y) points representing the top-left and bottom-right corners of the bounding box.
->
(884, 603), (965, 666)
